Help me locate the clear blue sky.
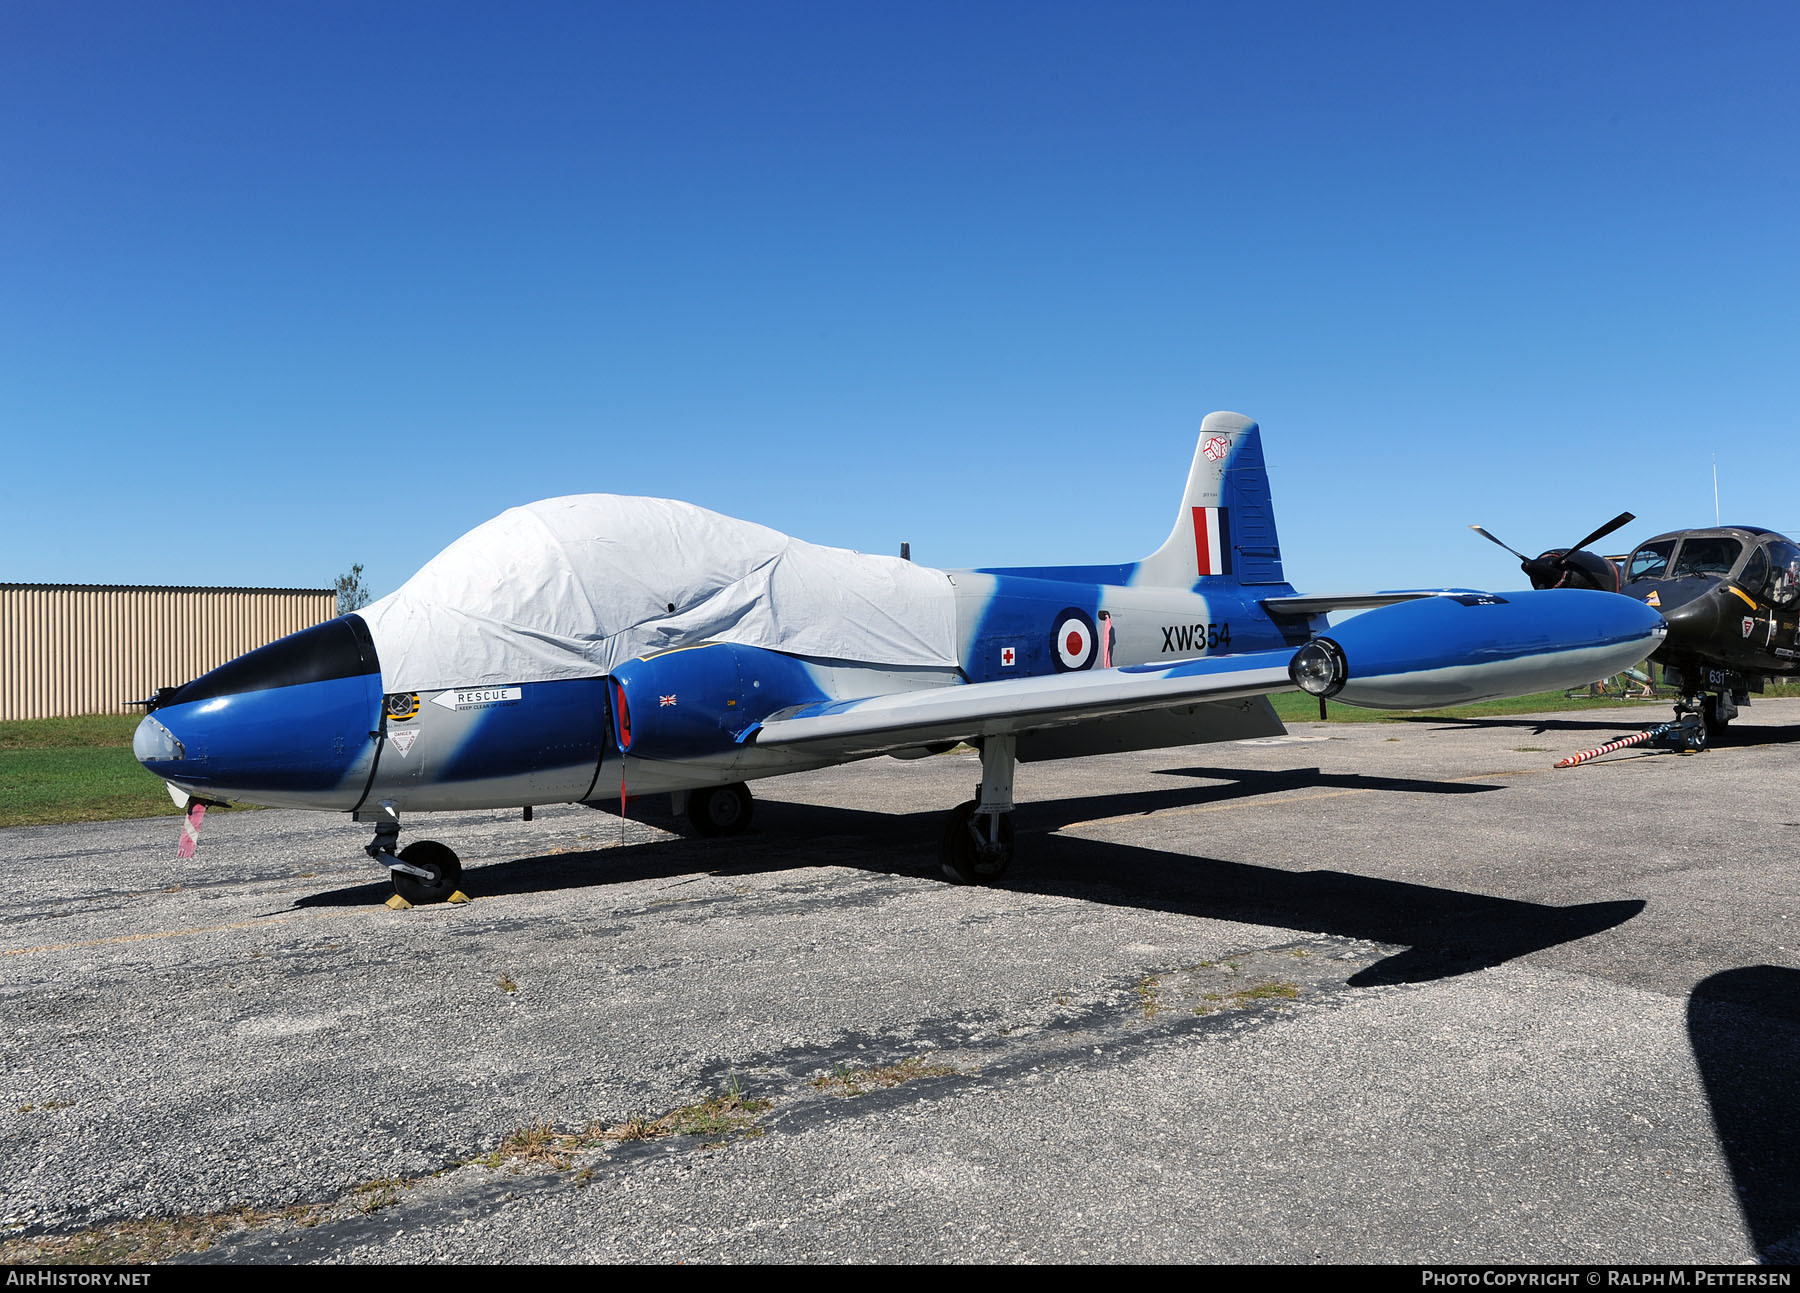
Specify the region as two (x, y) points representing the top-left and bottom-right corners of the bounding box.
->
(5, 1), (1796, 601)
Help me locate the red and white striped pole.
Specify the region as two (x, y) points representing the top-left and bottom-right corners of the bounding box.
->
(176, 800), (206, 858)
(1554, 723), (1675, 768)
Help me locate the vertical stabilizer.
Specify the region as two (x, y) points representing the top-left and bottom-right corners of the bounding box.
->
(1133, 411), (1286, 588)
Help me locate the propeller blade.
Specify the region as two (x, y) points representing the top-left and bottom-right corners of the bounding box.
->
(1562, 512), (1636, 564)
(1469, 525), (1533, 563)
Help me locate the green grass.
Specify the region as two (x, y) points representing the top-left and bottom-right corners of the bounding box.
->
(1274, 677), (1800, 724)
(0, 714), (192, 828)
(0, 713), (143, 750)
(809, 1054), (958, 1096)
(1271, 688), (1659, 724)
(9, 676), (1798, 829)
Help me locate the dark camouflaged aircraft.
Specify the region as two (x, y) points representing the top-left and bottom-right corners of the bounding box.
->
(1476, 516), (1800, 742)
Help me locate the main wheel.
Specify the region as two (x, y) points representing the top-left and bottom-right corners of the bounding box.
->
(687, 783), (754, 837)
(392, 840), (463, 905)
(939, 799), (1014, 885)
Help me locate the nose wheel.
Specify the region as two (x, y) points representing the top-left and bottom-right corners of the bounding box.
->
(391, 840), (463, 905)
(1671, 691), (1734, 748)
(1663, 695), (1712, 753)
(363, 802), (466, 905)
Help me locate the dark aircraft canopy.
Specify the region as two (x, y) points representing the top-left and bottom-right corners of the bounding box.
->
(1626, 528), (1800, 607)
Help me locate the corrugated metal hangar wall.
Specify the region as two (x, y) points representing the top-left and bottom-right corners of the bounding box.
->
(1, 585), (337, 720)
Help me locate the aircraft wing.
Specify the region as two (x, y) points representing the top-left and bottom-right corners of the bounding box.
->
(748, 587), (1669, 761)
(746, 650), (1298, 760)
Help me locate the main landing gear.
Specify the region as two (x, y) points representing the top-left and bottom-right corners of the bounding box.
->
(1699, 691), (1737, 738)
(684, 782), (755, 836)
(939, 735), (1016, 885)
(363, 801), (464, 905)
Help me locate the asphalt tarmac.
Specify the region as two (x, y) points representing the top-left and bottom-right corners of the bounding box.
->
(2, 700), (1797, 1264)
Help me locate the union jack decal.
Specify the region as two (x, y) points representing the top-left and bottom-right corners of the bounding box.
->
(659, 694), (677, 707)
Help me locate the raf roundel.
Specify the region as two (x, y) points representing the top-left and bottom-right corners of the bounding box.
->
(1052, 608), (1099, 672)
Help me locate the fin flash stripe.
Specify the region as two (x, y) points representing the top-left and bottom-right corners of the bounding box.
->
(1192, 507), (1231, 577)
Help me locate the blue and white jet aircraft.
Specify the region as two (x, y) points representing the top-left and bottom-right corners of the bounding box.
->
(133, 412), (1665, 901)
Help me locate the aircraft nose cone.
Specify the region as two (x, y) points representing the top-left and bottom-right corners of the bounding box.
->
(133, 713), (187, 769)
(131, 616), (385, 808)
(1655, 586), (1720, 645)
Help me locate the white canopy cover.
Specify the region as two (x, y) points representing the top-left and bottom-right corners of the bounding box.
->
(358, 495), (959, 693)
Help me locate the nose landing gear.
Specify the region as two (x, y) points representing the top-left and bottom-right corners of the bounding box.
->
(362, 801), (466, 906)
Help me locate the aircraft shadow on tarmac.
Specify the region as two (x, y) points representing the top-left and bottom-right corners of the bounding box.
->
(287, 774), (1784, 1260)
(1149, 763), (1496, 797)
(1395, 713), (1674, 736)
(1687, 967), (1800, 1263)
(294, 766), (1642, 989)
(1392, 713), (1799, 747)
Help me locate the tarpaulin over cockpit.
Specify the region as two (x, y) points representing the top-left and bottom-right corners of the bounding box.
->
(357, 495), (959, 693)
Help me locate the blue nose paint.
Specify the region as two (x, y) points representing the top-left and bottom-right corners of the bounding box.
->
(136, 672), (383, 805)
(136, 615), (384, 808)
